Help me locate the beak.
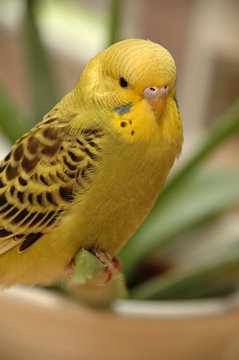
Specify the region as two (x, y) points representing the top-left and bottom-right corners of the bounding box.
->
(143, 85), (169, 121)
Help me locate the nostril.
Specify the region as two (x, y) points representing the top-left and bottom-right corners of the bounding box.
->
(143, 84), (169, 99)
(143, 85), (169, 99)
(165, 85), (170, 92)
(144, 87), (160, 99)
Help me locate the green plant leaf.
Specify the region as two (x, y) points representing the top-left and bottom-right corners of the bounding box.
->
(65, 248), (128, 308)
(108, 0), (123, 45)
(130, 249), (239, 300)
(67, 272), (128, 308)
(69, 248), (105, 285)
(120, 169), (239, 280)
(24, 0), (59, 121)
(0, 84), (31, 143)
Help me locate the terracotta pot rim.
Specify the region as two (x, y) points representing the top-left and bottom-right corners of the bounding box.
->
(2, 286), (239, 319)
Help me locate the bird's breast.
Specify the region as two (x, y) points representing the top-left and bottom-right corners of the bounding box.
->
(61, 136), (181, 256)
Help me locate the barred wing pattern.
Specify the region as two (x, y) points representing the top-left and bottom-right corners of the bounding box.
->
(0, 116), (104, 254)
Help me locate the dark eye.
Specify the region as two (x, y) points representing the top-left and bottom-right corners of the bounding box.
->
(119, 77), (128, 88)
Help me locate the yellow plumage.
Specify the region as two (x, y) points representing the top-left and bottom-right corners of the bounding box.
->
(0, 39), (183, 287)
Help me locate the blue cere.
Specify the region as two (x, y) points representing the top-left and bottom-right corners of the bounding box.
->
(113, 103), (132, 115)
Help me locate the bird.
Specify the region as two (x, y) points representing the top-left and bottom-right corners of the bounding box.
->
(0, 38), (183, 287)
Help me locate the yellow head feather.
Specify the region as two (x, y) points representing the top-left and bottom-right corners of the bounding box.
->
(70, 39), (181, 144)
(76, 39), (176, 105)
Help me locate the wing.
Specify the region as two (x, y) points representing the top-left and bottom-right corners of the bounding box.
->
(0, 114), (105, 254)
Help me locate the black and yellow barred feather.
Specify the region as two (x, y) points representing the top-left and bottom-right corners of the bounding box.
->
(0, 114), (104, 254)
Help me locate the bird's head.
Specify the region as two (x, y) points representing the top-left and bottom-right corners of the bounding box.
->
(75, 39), (182, 144)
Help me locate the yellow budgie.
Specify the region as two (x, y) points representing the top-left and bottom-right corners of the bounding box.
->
(0, 39), (183, 287)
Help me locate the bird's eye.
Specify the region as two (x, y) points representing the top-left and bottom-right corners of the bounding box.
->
(119, 77), (128, 88)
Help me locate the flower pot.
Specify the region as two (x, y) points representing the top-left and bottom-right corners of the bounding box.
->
(0, 287), (239, 360)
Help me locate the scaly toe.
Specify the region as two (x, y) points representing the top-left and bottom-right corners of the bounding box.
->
(92, 249), (121, 283)
(112, 256), (121, 273)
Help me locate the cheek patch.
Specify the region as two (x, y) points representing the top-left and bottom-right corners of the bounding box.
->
(113, 103), (132, 115)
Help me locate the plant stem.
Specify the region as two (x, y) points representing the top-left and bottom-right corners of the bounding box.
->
(108, 0), (123, 45)
(24, 0), (59, 121)
(0, 85), (30, 143)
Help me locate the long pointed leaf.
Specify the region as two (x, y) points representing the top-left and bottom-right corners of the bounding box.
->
(0, 84), (31, 143)
(131, 250), (239, 300)
(120, 169), (239, 279)
(24, 0), (59, 121)
(108, 0), (123, 45)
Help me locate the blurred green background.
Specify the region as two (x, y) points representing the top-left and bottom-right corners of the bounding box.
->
(0, 0), (239, 303)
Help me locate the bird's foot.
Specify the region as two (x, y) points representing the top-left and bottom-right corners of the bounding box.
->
(92, 249), (121, 283)
(64, 249), (121, 283)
